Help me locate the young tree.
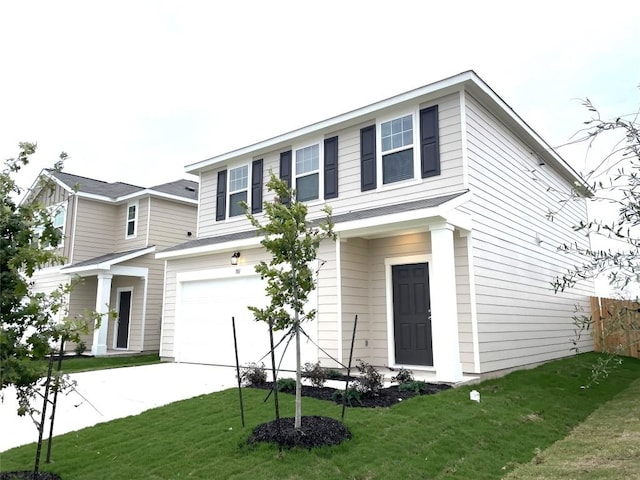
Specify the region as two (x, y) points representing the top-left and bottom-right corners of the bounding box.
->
(244, 173), (335, 429)
(1, 143), (96, 473)
(553, 96), (640, 381)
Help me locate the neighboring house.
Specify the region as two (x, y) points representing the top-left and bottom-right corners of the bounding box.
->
(157, 70), (593, 382)
(27, 170), (198, 355)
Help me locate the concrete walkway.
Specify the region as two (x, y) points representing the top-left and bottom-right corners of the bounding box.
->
(0, 363), (238, 452)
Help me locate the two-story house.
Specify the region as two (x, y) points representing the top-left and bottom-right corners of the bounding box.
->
(28, 170), (198, 356)
(157, 71), (593, 382)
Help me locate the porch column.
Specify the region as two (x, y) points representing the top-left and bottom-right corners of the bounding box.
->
(429, 222), (463, 382)
(91, 273), (113, 356)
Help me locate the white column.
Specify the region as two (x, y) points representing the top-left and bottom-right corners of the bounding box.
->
(429, 222), (463, 382)
(91, 273), (113, 356)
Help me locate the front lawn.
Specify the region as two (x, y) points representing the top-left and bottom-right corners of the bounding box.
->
(2, 353), (639, 479)
(33, 354), (160, 374)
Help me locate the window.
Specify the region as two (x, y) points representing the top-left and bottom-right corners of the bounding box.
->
(295, 144), (320, 202)
(126, 202), (137, 238)
(52, 204), (66, 239)
(228, 165), (248, 217)
(381, 114), (414, 184)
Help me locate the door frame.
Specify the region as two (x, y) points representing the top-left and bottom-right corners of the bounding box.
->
(385, 254), (433, 370)
(113, 287), (133, 349)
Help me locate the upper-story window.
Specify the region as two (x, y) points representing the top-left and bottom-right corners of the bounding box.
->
(228, 165), (248, 217)
(360, 105), (439, 192)
(380, 114), (414, 184)
(126, 202), (138, 238)
(295, 144), (320, 202)
(216, 159), (264, 222)
(52, 204), (66, 242)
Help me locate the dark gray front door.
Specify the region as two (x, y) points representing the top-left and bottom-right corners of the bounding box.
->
(392, 263), (433, 366)
(116, 290), (132, 349)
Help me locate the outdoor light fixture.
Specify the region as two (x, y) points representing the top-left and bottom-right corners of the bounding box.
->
(230, 251), (241, 265)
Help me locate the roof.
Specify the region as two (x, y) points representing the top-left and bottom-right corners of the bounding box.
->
(157, 191), (469, 258)
(185, 70), (586, 190)
(61, 245), (156, 272)
(44, 170), (198, 203)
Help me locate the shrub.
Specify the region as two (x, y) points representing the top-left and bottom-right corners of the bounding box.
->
(302, 361), (328, 387)
(239, 362), (267, 386)
(332, 387), (363, 406)
(399, 380), (428, 394)
(277, 377), (296, 393)
(353, 359), (383, 396)
(391, 367), (414, 384)
(325, 369), (343, 380)
(74, 341), (86, 356)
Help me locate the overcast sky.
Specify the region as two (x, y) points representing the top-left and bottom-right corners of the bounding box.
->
(2, 0), (639, 194)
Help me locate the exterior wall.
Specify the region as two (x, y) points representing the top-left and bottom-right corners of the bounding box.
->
(72, 198), (117, 263)
(32, 181), (73, 261)
(68, 276), (98, 348)
(315, 239), (339, 368)
(336, 237), (371, 366)
(462, 93), (593, 373)
(196, 93), (465, 238)
(147, 198), (197, 249)
(114, 197), (149, 252)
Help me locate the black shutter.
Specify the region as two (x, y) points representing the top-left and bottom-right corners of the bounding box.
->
(279, 150), (292, 204)
(360, 125), (376, 191)
(215, 170), (227, 221)
(251, 159), (263, 213)
(420, 105), (440, 178)
(324, 136), (338, 199)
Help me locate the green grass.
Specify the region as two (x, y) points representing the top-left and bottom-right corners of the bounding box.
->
(505, 375), (640, 479)
(2, 353), (639, 479)
(35, 353), (160, 374)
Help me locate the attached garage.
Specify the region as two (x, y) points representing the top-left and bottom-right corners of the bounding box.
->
(173, 270), (318, 373)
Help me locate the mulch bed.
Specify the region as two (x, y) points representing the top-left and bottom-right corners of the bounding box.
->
(246, 380), (451, 449)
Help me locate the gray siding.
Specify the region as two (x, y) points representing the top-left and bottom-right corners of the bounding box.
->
(148, 198), (197, 249)
(72, 199), (117, 263)
(463, 93), (593, 373)
(196, 93), (465, 238)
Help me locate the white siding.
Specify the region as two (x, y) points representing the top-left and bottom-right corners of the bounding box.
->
(463, 93), (593, 373)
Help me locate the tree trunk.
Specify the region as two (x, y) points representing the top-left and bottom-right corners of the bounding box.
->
(295, 316), (302, 429)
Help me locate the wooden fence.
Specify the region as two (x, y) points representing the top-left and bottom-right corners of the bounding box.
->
(591, 297), (640, 359)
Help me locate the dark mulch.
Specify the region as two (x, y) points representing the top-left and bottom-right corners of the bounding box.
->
(247, 381), (451, 448)
(253, 381), (452, 408)
(0, 472), (62, 480)
(247, 416), (351, 449)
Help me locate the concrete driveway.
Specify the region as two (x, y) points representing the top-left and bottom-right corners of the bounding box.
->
(0, 363), (239, 452)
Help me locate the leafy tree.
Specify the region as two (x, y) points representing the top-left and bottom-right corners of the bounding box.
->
(244, 173), (335, 429)
(1, 143), (97, 473)
(553, 96), (640, 383)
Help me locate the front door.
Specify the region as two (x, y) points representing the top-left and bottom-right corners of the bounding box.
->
(116, 290), (132, 349)
(392, 263), (433, 366)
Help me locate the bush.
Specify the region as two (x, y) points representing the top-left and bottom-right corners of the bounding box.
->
(353, 359), (383, 396)
(399, 380), (428, 394)
(277, 377), (296, 393)
(325, 368), (343, 380)
(391, 367), (414, 384)
(332, 387), (363, 406)
(239, 362), (267, 386)
(74, 341), (87, 356)
(302, 362), (328, 387)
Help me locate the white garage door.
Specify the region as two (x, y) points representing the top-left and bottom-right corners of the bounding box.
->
(175, 274), (317, 373)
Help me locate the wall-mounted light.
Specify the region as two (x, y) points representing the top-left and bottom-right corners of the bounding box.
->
(230, 251), (241, 266)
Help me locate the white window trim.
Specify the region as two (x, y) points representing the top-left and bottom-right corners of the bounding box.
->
(126, 201), (138, 239)
(227, 163), (250, 218)
(376, 108), (420, 188)
(293, 140), (323, 204)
